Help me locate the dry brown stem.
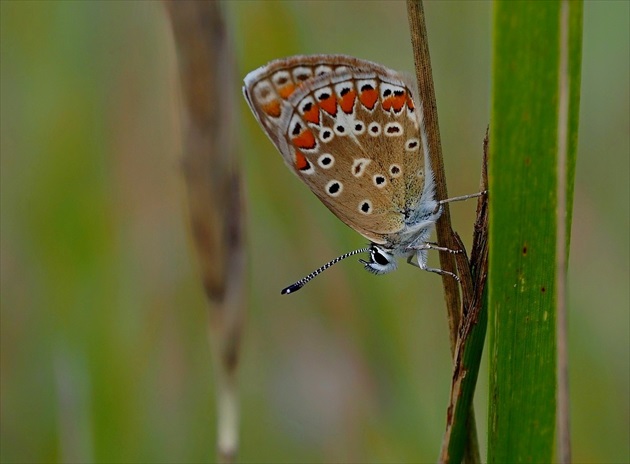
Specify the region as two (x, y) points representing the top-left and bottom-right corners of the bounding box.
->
(407, 2), (482, 462)
(165, 2), (246, 462)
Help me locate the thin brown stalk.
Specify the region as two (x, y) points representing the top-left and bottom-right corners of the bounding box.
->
(440, 132), (489, 464)
(165, 2), (246, 463)
(406, 2), (481, 463)
(406, 1), (461, 352)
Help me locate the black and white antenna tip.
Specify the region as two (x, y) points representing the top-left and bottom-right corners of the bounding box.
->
(280, 246), (371, 295)
(281, 283), (303, 295)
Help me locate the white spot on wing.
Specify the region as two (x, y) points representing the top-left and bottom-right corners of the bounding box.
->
(367, 122), (381, 137)
(319, 127), (334, 143)
(253, 80), (276, 104)
(359, 200), (373, 215)
(315, 87), (334, 102)
(373, 174), (387, 188)
(389, 164), (402, 178)
(318, 154), (335, 169)
(405, 138), (420, 151)
(272, 70), (292, 88)
(292, 67), (313, 83)
(325, 180), (343, 197)
(315, 65), (333, 76)
(352, 158), (371, 177)
(352, 121), (366, 135)
(334, 123), (348, 136)
(384, 122), (403, 137)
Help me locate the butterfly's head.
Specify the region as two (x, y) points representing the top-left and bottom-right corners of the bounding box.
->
(360, 244), (398, 275)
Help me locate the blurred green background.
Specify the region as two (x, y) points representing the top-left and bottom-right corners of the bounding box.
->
(1, 1), (627, 462)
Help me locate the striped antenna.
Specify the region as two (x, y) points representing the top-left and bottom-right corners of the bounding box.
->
(281, 246), (372, 295)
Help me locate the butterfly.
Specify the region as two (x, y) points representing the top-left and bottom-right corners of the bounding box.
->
(243, 55), (474, 294)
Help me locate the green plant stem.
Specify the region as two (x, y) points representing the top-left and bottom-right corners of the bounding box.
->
(488, 2), (581, 461)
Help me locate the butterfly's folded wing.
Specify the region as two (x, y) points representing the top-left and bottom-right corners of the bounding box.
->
(243, 55), (428, 245)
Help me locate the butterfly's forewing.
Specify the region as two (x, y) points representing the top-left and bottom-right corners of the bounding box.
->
(243, 55), (427, 245)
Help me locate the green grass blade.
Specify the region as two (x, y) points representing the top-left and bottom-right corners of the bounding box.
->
(488, 1), (582, 461)
(565, 2), (583, 253)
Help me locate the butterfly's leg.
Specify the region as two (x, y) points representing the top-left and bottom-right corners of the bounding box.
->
(439, 190), (487, 205)
(419, 242), (463, 254)
(406, 249), (460, 281)
(407, 236), (462, 255)
(433, 190), (488, 214)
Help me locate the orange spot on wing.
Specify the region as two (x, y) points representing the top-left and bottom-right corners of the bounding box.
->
(303, 104), (320, 125)
(319, 95), (337, 116)
(262, 100), (281, 118)
(406, 95), (415, 110)
(278, 83), (296, 99)
(294, 150), (309, 170)
(382, 93), (406, 112)
(339, 90), (357, 114)
(359, 88), (378, 109)
(292, 130), (316, 150)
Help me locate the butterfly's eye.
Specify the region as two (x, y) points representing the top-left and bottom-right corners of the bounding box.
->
(372, 249), (390, 266)
(361, 245), (397, 275)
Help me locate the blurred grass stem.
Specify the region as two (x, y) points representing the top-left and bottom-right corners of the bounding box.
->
(165, 2), (246, 462)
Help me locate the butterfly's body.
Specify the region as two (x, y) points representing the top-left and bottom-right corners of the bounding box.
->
(243, 55), (448, 292)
